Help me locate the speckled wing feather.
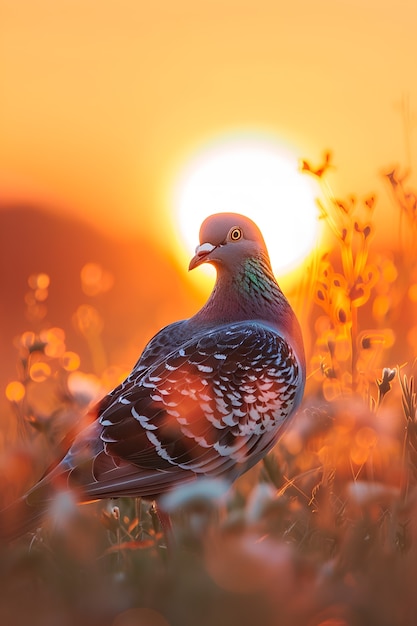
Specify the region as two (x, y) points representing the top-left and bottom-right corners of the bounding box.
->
(97, 320), (302, 485)
(91, 320), (188, 414)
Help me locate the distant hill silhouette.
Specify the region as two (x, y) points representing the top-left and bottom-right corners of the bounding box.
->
(0, 205), (200, 425)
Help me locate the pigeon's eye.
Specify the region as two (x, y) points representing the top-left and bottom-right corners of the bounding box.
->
(229, 227), (242, 241)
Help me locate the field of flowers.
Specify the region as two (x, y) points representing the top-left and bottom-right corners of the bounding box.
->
(1, 156), (417, 626)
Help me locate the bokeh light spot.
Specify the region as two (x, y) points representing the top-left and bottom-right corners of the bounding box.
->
(5, 381), (26, 402)
(67, 371), (103, 405)
(350, 445), (370, 466)
(20, 331), (36, 350)
(41, 327), (67, 358)
(28, 272), (50, 290)
(73, 304), (104, 336)
(382, 261), (398, 283)
(61, 351), (81, 372)
(373, 295), (390, 319)
(408, 284), (417, 302)
(29, 362), (51, 382)
(81, 262), (114, 296)
(34, 287), (49, 302)
(407, 325), (417, 350)
(355, 426), (378, 449)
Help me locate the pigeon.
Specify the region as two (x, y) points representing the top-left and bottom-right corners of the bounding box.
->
(1, 212), (305, 541)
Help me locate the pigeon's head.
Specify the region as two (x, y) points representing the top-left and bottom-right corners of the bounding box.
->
(189, 213), (271, 272)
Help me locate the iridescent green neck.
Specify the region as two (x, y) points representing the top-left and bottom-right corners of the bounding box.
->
(192, 253), (288, 326)
(237, 256), (280, 304)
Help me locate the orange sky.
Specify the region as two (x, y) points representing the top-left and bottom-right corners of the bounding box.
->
(1, 0), (417, 256)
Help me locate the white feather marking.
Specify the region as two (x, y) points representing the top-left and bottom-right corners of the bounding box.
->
(131, 406), (158, 430)
(258, 381), (274, 391)
(222, 413), (239, 427)
(259, 391), (278, 402)
(197, 364), (213, 373)
(100, 418), (114, 427)
(206, 413), (224, 429)
(249, 406), (261, 421)
(214, 436), (248, 457)
(216, 398), (230, 415)
(146, 431), (173, 462)
(131, 406), (143, 421)
(101, 434), (118, 443)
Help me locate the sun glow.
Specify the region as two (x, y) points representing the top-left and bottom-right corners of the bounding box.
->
(173, 136), (321, 277)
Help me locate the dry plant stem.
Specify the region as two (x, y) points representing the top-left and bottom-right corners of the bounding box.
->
(135, 497), (142, 539)
(400, 432), (409, 502)
(340, 240), (359, 394)
(399, 374), (417, 501)
(340, 239), (354, 285)
(155, 506), (173, 550)
(114, 524), (122, 567)
(351, 304), (359, 393)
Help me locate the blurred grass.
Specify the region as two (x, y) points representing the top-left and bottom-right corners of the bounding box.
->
(2, 155), (417, 625)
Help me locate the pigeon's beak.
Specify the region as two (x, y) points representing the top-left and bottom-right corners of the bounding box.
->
(188, 242), (217, 271)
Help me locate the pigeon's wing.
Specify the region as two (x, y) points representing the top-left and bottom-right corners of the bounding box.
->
(95, 320), (191, 416)
(97, 320), (303, 484)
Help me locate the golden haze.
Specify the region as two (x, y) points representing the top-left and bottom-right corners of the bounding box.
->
(1, 0), (416, 247)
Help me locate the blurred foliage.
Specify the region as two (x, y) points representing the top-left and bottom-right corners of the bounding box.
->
(2, 155), (417, 625)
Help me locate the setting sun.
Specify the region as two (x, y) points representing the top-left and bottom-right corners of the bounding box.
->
(172, 136), (321, 277)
